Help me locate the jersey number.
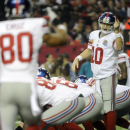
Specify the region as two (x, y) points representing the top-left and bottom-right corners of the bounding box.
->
(91, 46), (103, 64)
(56, 79), (78, 89)
(37, 78), (56, 90)
(0, 33), (33, 64)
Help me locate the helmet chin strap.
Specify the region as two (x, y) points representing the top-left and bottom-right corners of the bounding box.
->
(101, 30), (112, 35)
(100, 23), (113, 35)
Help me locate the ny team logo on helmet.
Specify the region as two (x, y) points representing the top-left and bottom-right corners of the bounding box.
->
(74, 75), (88, 83)
(98, 12), (116, 34)
(37, 67), (51, 80)
(99, 12), (115, 25)
(6, 0), (31, 18)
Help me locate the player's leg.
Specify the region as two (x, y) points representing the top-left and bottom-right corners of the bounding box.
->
(115, 90), (130, 130)
(69, 92), (103, 128)
(17, 83), (42, 130)
(100, 73), (117, 130)
(82, 120), (95, 130)
(42, 97), (85, 125)
(0, 83), (18, 130)
(116, 90), (130, 110)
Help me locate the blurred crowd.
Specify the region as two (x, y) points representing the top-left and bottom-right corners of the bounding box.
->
(40, 52), (93, 81)
(31, 0), (129, 44)
(1, 0), (130, 45)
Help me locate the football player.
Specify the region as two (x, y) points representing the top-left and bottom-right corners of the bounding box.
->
(117, 52), (130, 87)
(38, 69), (130, 130)
(51, 75), (103, 130)
(72, 12), (124, 130)
(37, 68), (86, 130)
(0, 1), (68, 130)
(73, 76), (130, 130)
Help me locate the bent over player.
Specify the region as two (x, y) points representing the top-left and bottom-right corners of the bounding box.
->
(72, 12), (124, 130)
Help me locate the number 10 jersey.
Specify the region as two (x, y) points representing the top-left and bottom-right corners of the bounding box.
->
(88, 30), (124, 79)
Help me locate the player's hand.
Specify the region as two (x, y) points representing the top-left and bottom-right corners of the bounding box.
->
(46, 7), (57, 22)
(114, 19), (120, 31)
(72, 58), (79, 72)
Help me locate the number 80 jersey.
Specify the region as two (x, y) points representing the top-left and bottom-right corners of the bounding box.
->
(0, 18), (50, 82)
(88, 30), (124, 79)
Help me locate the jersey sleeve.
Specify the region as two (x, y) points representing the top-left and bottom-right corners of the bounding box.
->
(41, 18), (50, 36)
(112, 33), (124, 52)
(87, 32), (93, 50)
(118, 53), (126, 64)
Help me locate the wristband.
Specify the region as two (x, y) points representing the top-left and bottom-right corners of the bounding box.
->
(76, 55), (82, 61)
(115, 33), (121, 38)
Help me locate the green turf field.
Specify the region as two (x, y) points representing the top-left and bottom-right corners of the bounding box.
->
(15, 115), (129, 130)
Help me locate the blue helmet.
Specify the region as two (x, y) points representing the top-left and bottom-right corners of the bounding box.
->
(98, 12), (116, 34)
(73, 75), (88, 83)
(58, 76), (66, 80)
(6, 0), (31, 18)
(37, 68), (51, 80)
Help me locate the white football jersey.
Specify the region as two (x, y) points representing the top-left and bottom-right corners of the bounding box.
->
(0, 18), (50, 83)
(37, 77), (81, 107)
(51, 77), (95, 97)
(51, 77), (130, 98)
(88, 30), (124, 79)
(87, 77), (130, 94)
(86, 78), (96, 90)
(117, 53), (130, 87)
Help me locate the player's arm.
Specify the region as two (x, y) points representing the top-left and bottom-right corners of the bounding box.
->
(72, 48), (92, 72)
(118, 62), (127, 85)
(43, 7), (68, 47)
(114, 19), (123, 51)
(43, 26), (68, 47)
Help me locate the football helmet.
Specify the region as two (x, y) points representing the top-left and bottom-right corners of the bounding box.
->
(37, 68), (51, 80)
(58, 76), (66, 80)
(98, 12), (116, 34)
(73, 75), (88, 83)
(6, 0), (31, 18)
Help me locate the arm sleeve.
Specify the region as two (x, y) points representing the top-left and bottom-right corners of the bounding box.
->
(41, 18), (50, 36)
(113, 33), (124, 51)
(118, 54), (126, 64)
(87, 33), (93, 50)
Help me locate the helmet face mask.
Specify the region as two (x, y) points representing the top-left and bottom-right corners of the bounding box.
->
(73, 75), (88, 83)
(98, 12), (116, 35)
